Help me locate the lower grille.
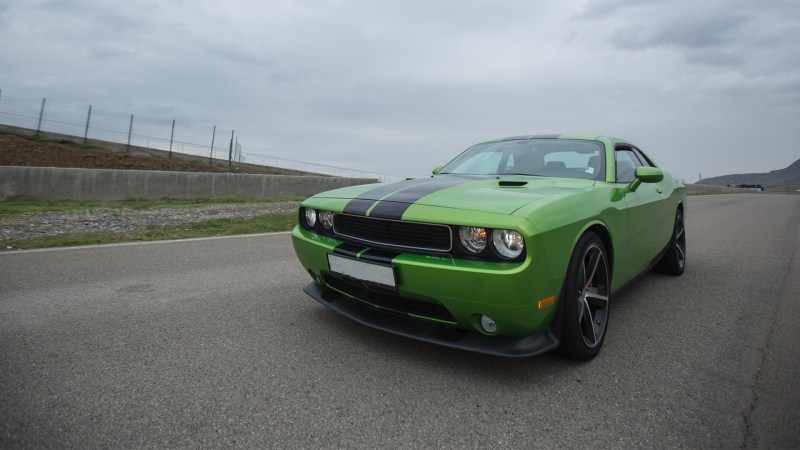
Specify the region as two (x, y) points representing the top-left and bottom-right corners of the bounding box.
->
(334, 214), (452, 252)
(324, 274), (456, 322)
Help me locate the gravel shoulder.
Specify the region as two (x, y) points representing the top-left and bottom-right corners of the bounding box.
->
(0, 201), (299, 247)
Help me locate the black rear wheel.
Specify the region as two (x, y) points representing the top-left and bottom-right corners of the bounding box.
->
(558, 232), (610, 361)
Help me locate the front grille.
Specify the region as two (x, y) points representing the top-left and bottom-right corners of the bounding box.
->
(324, 275), (456, 322)
(334, 214), (452, 252)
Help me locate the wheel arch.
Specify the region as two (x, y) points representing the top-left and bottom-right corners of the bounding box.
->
(552, 221), (614, 335)
(582, 222), (614, 282)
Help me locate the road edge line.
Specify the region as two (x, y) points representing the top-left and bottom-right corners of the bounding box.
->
(0, 231), (292, 255)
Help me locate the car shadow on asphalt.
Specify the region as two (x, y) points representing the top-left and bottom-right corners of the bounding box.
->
(302, 306), (586, 385)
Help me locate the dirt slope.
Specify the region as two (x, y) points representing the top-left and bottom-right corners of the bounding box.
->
(0, 132), (316, 176)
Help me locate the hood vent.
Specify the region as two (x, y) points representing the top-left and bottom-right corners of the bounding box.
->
(498, 180), (528, 187)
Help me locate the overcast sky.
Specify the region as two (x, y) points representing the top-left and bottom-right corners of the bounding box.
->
(1, 0), (798, 181)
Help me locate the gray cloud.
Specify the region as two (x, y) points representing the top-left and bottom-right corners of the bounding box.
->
(609, 14), (749, 52)
(0, 2), (9, 26)
(0, 0), (798, 181)
(579, 0), (800, 71)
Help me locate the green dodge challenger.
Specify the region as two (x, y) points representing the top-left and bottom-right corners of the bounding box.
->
(291, 134), (686, 359)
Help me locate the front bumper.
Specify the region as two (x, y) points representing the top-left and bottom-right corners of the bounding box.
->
(293, 226), (563, 336)
(303, 282), (560, 358)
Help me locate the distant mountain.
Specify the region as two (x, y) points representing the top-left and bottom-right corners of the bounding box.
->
(697, 158), (800, 192)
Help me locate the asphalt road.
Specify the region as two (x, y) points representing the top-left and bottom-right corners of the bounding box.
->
(2, 193), (799, 448)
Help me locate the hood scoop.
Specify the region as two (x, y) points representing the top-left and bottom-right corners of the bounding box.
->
(498, 180), (528, 187)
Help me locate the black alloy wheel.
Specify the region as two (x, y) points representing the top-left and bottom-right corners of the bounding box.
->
(558, 232), (611, 360)
(655, 209), (686, 275)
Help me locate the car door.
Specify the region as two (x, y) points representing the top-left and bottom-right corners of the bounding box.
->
(631, 146), (674, 247)
(614, 146), (669, 277)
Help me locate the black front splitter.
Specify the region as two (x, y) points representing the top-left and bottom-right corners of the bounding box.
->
(303, 283), (560, 358)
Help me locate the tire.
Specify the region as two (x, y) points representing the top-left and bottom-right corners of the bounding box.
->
(654, 209), (686, 276)
(557, 232), (611, 361)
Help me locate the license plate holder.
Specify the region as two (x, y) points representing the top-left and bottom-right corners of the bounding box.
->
(327, 254), (397, 290)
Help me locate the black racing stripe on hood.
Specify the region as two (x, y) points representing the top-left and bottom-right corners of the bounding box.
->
(332, 243), (363, 259)
(367, 176), (477, 220)
(342, 178), (431, 216)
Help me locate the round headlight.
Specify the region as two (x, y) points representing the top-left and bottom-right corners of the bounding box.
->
(319, 210), (334, 230)
(459, 226), (487, 254)
(304, 208), (317, 227)
(492, 229), (524, 259)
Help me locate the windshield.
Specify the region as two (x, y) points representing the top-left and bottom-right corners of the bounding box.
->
(440, 138), (605, 181)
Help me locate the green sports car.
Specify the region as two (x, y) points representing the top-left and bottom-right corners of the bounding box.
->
(291, 134), (686, 360)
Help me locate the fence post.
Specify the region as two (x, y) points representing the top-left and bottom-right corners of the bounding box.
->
(36, 97), (46, 137)
(126, 114), (134, 152)
(208, 125), (216, 164)
(169, 119), (175, 158)
(235, 136), (240, 162)
(228, 129), (234, 169)
(83, 105), (92, 144)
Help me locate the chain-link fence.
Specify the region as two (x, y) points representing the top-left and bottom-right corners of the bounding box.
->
(0, 92), (401, 181)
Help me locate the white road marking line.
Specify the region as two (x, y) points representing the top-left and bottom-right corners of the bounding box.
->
(0, 231), (292, 255)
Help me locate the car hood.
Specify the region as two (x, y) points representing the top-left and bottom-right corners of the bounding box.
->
(317, 175), (597, 216)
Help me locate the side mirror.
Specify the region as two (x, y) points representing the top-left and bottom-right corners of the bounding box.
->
(635, 166), (664, 183)
(432, 166), (444, 175)
(626, 167), (663, 192)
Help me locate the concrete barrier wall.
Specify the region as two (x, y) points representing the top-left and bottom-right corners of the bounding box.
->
(0, 166), (378, 201)
(684, 183), (755, 195)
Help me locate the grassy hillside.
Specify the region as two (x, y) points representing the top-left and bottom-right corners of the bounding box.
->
(697, 158), (800, 192)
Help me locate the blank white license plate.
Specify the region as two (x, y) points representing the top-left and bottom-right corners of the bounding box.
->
(327, 254), (396, 288)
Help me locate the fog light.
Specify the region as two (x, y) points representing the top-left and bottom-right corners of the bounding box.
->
(480, 314), (497, 333)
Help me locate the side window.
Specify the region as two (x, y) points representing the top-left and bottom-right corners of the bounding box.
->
(615, 149), (643, 183)
(632, 147), (653, 167)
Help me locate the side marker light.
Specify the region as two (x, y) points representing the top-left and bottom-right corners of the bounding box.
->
(537, 296), (555, 309)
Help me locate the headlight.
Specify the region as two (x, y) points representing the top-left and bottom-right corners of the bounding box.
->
(304, 208), (317, 227)
(459, 226), (487, 254)
(492, 229), (524, 259)
(319, 210), (334, 230)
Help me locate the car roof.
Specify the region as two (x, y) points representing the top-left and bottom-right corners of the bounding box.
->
(479, 134), (633, 147)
